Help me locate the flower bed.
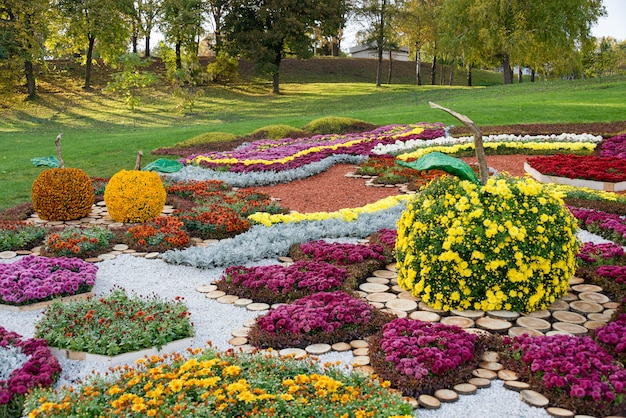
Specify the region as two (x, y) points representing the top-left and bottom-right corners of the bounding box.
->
(597, 133), (626, 158)
(369, 318), (485, 398)
(0, 221), (48, 252)
(125, 216), (190, 252)
(500, 334), (626, 417)
(0, 255), (97, 306)
(216, 261), (350, 304)
(34, 289), (194, 356)
(23, 347), (412, 417)
(568, 205), (626, 246)
(43, 226), (115, 258)
(593, 312), (626, 366)
(0, 327), (61, 418)
(248, 291), (393, 349)
(527, 154), (626, 183)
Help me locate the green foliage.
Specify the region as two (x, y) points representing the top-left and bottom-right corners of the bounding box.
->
(176, 132), (238, 147)
(0, 221), (48, 251)
(207, 53), (239, 83)
(105, 54), (159, 110)
(251, 124), (307, 140)
(302, 116), (371, 134)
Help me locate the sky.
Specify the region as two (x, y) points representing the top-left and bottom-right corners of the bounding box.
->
(591, 0), (626, 40)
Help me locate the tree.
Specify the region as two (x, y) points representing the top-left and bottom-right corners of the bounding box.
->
(205, 0), (229, 54)
(135, 0), (162, 57)
(57, 0), (134, 89)
(0, 0), (50, 98)
(315, 0), (352, 56)
(159, 0), (204, 71)
(223, 0), (335, 94)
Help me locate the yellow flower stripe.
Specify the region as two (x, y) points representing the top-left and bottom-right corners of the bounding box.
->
(249, 194), (413, 226)
(189, 127), (425, 166)
(396, 141), (596, 161)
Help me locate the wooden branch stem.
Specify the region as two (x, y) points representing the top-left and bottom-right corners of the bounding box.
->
(134, 150), (143, 170)
(428, 102), (489, 185)
(55, 132), (64, 168)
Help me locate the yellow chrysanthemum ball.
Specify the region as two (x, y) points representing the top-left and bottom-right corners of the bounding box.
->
(395, 175), (580, 313)
(104, 170), (166, 223)
(32, 167), (95, 221)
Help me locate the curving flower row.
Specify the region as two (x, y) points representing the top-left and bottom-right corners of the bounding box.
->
(527, 154), (626, 182)
(568, 205), (626, 245)
(597, 133), (626, 159)
(0, 255), (97, 305)
(372, 133), (601, 156)
(293, 240), (386, 265)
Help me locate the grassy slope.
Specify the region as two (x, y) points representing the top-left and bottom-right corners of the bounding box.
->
(0, 58), (625, 210)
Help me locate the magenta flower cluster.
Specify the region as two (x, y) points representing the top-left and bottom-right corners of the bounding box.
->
(595, 265), (626, 285)
(222, 260), (347, 294)
(0, 327), (61, 405)
(256, 291), (372, 335)
(182, 123), (445, 172)
(0, 255), (97, 305)
(567, 206), (626, 245)
(373, 228), (398, 249)
(576, 242), (625, 265)
(378, 318), (477, 380)
(594, 313), (626, 354)
(598, 134), (626, 159)
(503, 334), (626, 404)
(297, 240), (385, 265)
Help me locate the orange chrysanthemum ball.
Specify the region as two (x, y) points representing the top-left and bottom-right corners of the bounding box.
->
(104, 170), (166, 223)
(31, 167), (95, 221)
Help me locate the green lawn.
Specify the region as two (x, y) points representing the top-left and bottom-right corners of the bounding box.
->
(1, 75), (626, 210)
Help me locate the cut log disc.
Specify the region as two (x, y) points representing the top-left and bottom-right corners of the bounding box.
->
(520, 390), (549, 408)
(515, 317), (551, 332)
(472, 368), (497, 380)
(386, 298), (418, 311)
(397, 291), (420, 301)
(480, 351), (500, 363)
(453, 383), (477, 395)
(504, 380), (530, 392)
(433, 389), (458, 403)
(478, 361), (503, 371)
(366, 276), (390, 285)
(409, 310), (441, 322)
(524, 309), (551, 319)
(497, 369), (519, 381)
(551, 322), (588, 335)
(486, 310), (520, 320)
(551, 310), (586, 324)
(546, 299), (570, 311)
(568, 276), (585, 285)
(451, 309), (485, 319)
(545, 407), (575, 418)
(359, 282), (389, 293)
(373, 269), (397, 279)
(570, 300), (604, 314)
(571, 284), (603, 293)
(366, 292), (397, 303)
(577, 292), (610, 304)
(440, 316), (474, 328)
(418, 394), (441, 409)
(584, 321), (608, 330)
(468, 377), (491, 388)
(508, 327), (544, 338)
(476, 317), (512, 333)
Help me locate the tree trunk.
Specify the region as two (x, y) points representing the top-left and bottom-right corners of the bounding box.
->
(376, 46), (383, 87)
(375, 0), (385, 87)
(502, 54), (512, 85)
(530, 68), (535, 82)
(132, 35), (138, 54)
(466, 65), (472, 87)
(449, 67), (454, 85)
(272, 54), (281, 94)
(332, 36), (340, 56)
(518, 65), (523, 83)
(84, 35), (95, 90)
(145, 36), (151, 57)
(431, 54), (437, 85)
(387, 49), (392, 84)
(25, 60), (36, 98)
(175, 41), (182, 70)
(415, 42), (422, 85)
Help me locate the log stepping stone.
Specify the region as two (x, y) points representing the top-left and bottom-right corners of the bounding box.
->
(409, 310), (441, 322)
(397, 291), (420, 301)
(359, 283), (389, 293)
(243, 318), (256, 328)
(390, 285), (405, 293)
(547, 299), (570, 311)
(453, 383), (477, 395)
(545, 330), (574, 337)
(476, 317), (512, 333)
(205, 290), (226, 299)
(520, 390), (549, 408)
(504, 380), (530, 391)
(570, 300), (604, 314)
(231, 328), (249, 338)
(386, 298), (418, 311)
(604, 301), (620, 309)
(468, 377), (491, 388)
(385, 263), (397, 272)
(354, 365), (375, 375)
(112, 244), (129, 251)
(98, 253), (116, 260)
(234, 298), (253, 307)
(381, 309), (408, 318)
(481, 351), (500, 363)
(508, 327), (544, 338)
(418, 394), (441, 409)
(551, 322), (588, 335)
(277, 256), (293, 263)
(523, 309), (551, 319)
(85, 257), (102, 263)
(228, 337), (248, 346)
(479, 361), (503, 372)
(246, 302), (270, 311)
(373, 269), (397, 279)
(545, 407), (575, 418)
(578, 292), (610, 304)
(434, 389), (458, 403)
(568, 276), (585, 285)
(587, 313), (611, 322)
(368, 302), (385, 309)
(497, 370), (518, 381)
(584, 320), (608, 330)
(350, 340), (369, 349)
(551, 310), (586, 324)
(351, 356), (370, 366)
(451, 309), (485, 319)
(440, 316), (474, 328)
(472, 368), (497, 380)
(279, 348), (307, 359)
(0, 251), (17, 259)
(366, 292), (397, 303)
(464, 328), (492, 337)
(305, 343), (331, 355)
(571, 284), (603, 293)
(516, 316), (551, 332)
(352, 347), (369, 356)
(145, 252), (160, 259)
(217, 295), (239, 304)
(560, 292), (578, 302)
(487, 310), (520, 320)
(331, 342), (352, 351)
(419, 302), (445, 313)
(366, 276), (389, 285)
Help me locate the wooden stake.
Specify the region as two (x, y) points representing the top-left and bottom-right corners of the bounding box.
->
(134, 150), (143, 170)
(429, 102), (489, 185)
(54, 132), (64, 168)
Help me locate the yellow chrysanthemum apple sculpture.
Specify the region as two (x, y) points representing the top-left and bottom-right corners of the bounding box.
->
(395, 103), (580, 313)
(31, 133), (95, 221)
(104, 151), (167, 223)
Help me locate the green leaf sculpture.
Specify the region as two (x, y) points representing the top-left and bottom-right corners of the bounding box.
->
(31, 156), (61, 168)
(142, 158), (184, 173)
(397, 152), (480, 184)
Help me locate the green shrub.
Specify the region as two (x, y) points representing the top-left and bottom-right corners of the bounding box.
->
(176, 132), (238, 148)
(207, 53), (239, 83)
(250, 124), (307, 140)
(302, 116), (377, 135)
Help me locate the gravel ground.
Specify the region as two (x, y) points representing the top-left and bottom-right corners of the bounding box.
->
(0, 229), (611, 417)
